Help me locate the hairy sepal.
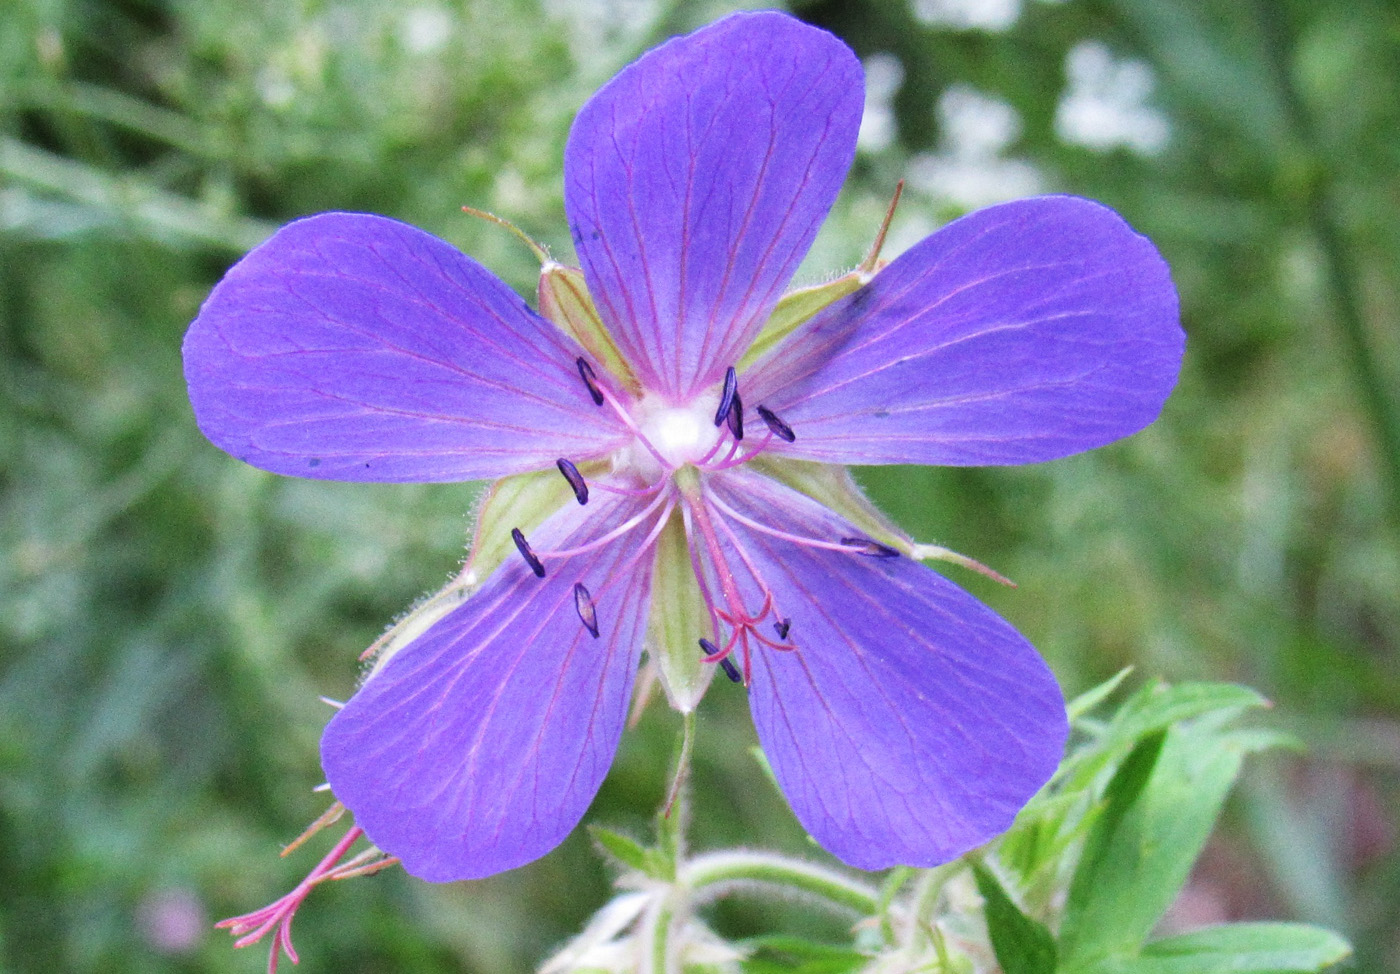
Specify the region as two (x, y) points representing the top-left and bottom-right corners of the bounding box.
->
(647, 509), (716, 713)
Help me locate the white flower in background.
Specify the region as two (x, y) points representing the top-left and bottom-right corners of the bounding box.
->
(544, 0), (662, 64)
(858, 53), (905, 153)
(911, 0), (1022, 32)
(907, 84), (1043, 210)
(1055, 41), (1170, 155)
(398, 6), (453, 55)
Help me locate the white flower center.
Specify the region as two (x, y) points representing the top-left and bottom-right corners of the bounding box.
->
(618, 391), (721, 481)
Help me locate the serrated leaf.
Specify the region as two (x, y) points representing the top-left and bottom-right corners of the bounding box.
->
(1085, 923), (1352, 974)
(587, 825), (652, 874)
(972, 863), (1057, 974)
(1060, 723), (1252, 970)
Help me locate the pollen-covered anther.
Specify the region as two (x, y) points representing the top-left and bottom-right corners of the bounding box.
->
(575, 357), (605, 406)
(556, 458), (589, 504)
(573, 583), (600, 637)
(840, 536), (901, 558)
(511, 527), (547, 577)
(773, 617), (791, 639)
(699, 638), (742, 684)
(756, 405), (796, 443)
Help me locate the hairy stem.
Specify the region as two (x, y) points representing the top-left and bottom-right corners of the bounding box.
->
(681, 851), (880, 915)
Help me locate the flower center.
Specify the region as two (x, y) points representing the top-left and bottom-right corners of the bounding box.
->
(619, 392), (722, 480)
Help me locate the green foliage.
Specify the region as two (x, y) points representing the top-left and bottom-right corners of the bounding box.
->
(4, 0), (1398, 971)
(972, 862), (1057, 974)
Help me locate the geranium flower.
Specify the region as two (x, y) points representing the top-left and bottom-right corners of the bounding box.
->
(185, 10), (1182, 888)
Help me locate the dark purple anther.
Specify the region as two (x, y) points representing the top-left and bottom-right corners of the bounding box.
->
(576, 357), (605, 406)
(556, 458), (589, 505)
(840, 537), (901, 558)
(756, 405), (796, 443)
(511, 527), (547, 577)
(699, 637), (742, 684)
(714, 366), (738, 427)
(726, 390), (744, 441)
(574, 583), (599, 637)
(773, 618), (791, 639)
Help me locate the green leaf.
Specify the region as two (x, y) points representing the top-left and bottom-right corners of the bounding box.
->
(586, 825), (651, 873)
(1068, 668), (1135, 722)
(739, 935), (868, 974)
(1087, 923), (1352, 974)
(1060, 723), (1253, 970)
(1060, 682), (1267, 794)
(972, 862), (1057, 974)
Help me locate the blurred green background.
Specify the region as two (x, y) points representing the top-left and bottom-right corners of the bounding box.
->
(2, 0), (1397, 971)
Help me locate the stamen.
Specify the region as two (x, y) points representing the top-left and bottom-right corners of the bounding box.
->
(726, 390), (744, 441)
(537, 487), (671, 559)
(216, 825), (398, 974)
(699, 638), (742, 684)
(714, 366), (738, 427)
(756, 405), (796, 443)
(556, 458), (589, 504)
(511, 527), (547, 577)
(773, 618), (791, 639)
(573, 583), (599, 637)
(576, 357), (605, 406)
(840, 537), (901, 558)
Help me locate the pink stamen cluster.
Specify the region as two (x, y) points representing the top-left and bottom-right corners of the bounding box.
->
(217, 821), (397, 972)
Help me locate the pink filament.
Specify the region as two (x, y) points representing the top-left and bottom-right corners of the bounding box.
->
(216, 826), (397, 972)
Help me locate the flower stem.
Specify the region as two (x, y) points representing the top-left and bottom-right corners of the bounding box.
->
(681, 851), (880, 916)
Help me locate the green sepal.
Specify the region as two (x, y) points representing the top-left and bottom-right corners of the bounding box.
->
(364, 469), (571, 676)
(750, 458), (907, 548)
(647, 508), (716, 713)
(739, 272), (865, 370)
(538, 261), (638, 393)
(971, 862), (1057, 974)
(462, 467), (575, 585)
(1082, 923), (1352, 974)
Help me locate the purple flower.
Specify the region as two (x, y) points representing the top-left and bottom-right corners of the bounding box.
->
(184, 11), (1182, 883)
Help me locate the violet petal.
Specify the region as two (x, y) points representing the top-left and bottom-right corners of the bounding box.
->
(564, 11), (862, 400)
(184, 213), (628, 483)
(708, 469), (1066, 869)
(744, 196), (1184, 466)
(320, 492), (657, 881)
